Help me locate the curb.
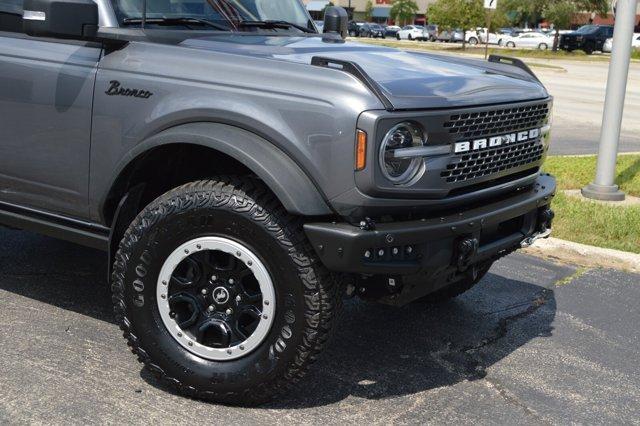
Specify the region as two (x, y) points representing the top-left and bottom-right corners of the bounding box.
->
(523, 237), (640, 273)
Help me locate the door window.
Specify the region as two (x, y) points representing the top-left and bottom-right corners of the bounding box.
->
(0, 0), (23, 32)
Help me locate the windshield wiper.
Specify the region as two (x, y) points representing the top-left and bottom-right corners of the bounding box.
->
(122, 17), (231, 31)
(239, 20), (315, 34)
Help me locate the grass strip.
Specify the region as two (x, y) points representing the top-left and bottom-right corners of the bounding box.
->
(543, 154), (640, 253)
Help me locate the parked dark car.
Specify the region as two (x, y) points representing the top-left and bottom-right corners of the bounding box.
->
(360, 23), (385, 38)
(560, 25), (614, 54)
(384, 25), (401, 38)
(348, 20), (363, 37)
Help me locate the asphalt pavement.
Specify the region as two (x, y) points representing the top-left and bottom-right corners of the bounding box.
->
(533, 59), (640, 155)
(1, 228), (639, 424)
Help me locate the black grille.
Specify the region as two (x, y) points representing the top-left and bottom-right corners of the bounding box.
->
(443, 103), (550, 140)
(441, 140), (544, 183)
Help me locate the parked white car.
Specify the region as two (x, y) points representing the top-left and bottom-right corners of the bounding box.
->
(396, 25), (425, 41)
(466, 28), (500, 45)
(503, 32), (553, 50)
(603, 33), (640, 52)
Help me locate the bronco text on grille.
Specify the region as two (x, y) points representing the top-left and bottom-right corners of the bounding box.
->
(441, 102), (551, 184)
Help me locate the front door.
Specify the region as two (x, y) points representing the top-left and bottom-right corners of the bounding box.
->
(0, 0), (101, 218)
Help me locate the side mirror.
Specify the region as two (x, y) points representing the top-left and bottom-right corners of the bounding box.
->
(323, 6), (348, 39)
(23, 0), (98, 40)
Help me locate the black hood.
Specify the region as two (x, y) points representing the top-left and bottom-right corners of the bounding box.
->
(182, 35), (550, 110)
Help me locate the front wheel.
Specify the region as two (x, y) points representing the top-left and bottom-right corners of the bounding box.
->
(506, 41), (516, 48)
(111, 179), (340, 405)
(396, 34), (401, 40)
(538, 42), (548, 50)
(468, 37), (478, 46)
(408, 34), (413, 40)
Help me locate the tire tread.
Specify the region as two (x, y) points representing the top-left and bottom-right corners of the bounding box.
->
(111, 177), (340, 405)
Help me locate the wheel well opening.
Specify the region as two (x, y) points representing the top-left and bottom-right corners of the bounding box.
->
(104, 144), (254, 227)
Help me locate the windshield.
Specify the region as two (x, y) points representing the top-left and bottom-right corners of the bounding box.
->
(112, 0), (312, 31)
(576, 25), (598, 34)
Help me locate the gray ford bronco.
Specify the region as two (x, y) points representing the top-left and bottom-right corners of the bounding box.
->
(0, 0), (555, 405)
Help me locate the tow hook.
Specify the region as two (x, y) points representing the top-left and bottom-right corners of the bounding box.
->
(456, 237), (479, 271)
(521, 208), (554, 248)
(520, 228), (552, 248)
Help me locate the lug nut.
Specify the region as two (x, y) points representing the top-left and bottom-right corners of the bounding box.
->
(226, 308), (233, 315)
(228, 278), (235, 285)
(406, 246), (413, 254)
(210, 275), (217, 282)
(235, 295), (242, 302)
(378, 249), (385, 257)
(392, 247), (399, 255)
(201, 288), (208, 295)
(364, 250), (371, 259)
(208, 305), (215, 312)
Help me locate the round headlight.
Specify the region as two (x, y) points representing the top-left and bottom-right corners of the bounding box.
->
(379, 122), (427, 185)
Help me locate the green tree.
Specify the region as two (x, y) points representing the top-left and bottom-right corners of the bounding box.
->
(364, 0), (374, 22)
(494, 0), (608, 29)
(428, 0), (485, 48)
(495, 0), (549, 28)
(576, 0), (609, 16)
(390, 0), (420, 26)
(544, 0), (577, 49)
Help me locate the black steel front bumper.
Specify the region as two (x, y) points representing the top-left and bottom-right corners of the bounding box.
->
(304, 174), (556, 276)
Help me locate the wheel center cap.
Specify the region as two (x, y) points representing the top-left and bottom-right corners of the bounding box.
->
(212, 286), (230, 305)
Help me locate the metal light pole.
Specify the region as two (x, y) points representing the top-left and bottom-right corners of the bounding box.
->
(582, 0), (638, 201)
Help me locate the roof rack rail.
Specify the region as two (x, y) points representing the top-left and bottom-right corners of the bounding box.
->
(311, 56), (394, 111)
(487, 54), (540, 82)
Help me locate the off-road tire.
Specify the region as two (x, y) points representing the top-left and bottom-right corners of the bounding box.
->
(111, 178), (341, 405)
(418, 262), (493, 303)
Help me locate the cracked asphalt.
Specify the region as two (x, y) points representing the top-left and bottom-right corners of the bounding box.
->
(1, 228), (639, 424)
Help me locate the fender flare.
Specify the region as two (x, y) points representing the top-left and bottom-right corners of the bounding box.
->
(104, 122), (334, 280)
(105, 122), (333, 219)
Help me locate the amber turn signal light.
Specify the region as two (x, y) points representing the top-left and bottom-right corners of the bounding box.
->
(355, 129), (367, 171)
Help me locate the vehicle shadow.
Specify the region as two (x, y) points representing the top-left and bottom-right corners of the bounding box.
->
(267, 272), (556, 408)
(0, 229), (113, 324)
(0, 228), (558, 408)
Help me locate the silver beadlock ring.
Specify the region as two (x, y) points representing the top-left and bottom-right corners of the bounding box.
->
(157, 237), (276, 361)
